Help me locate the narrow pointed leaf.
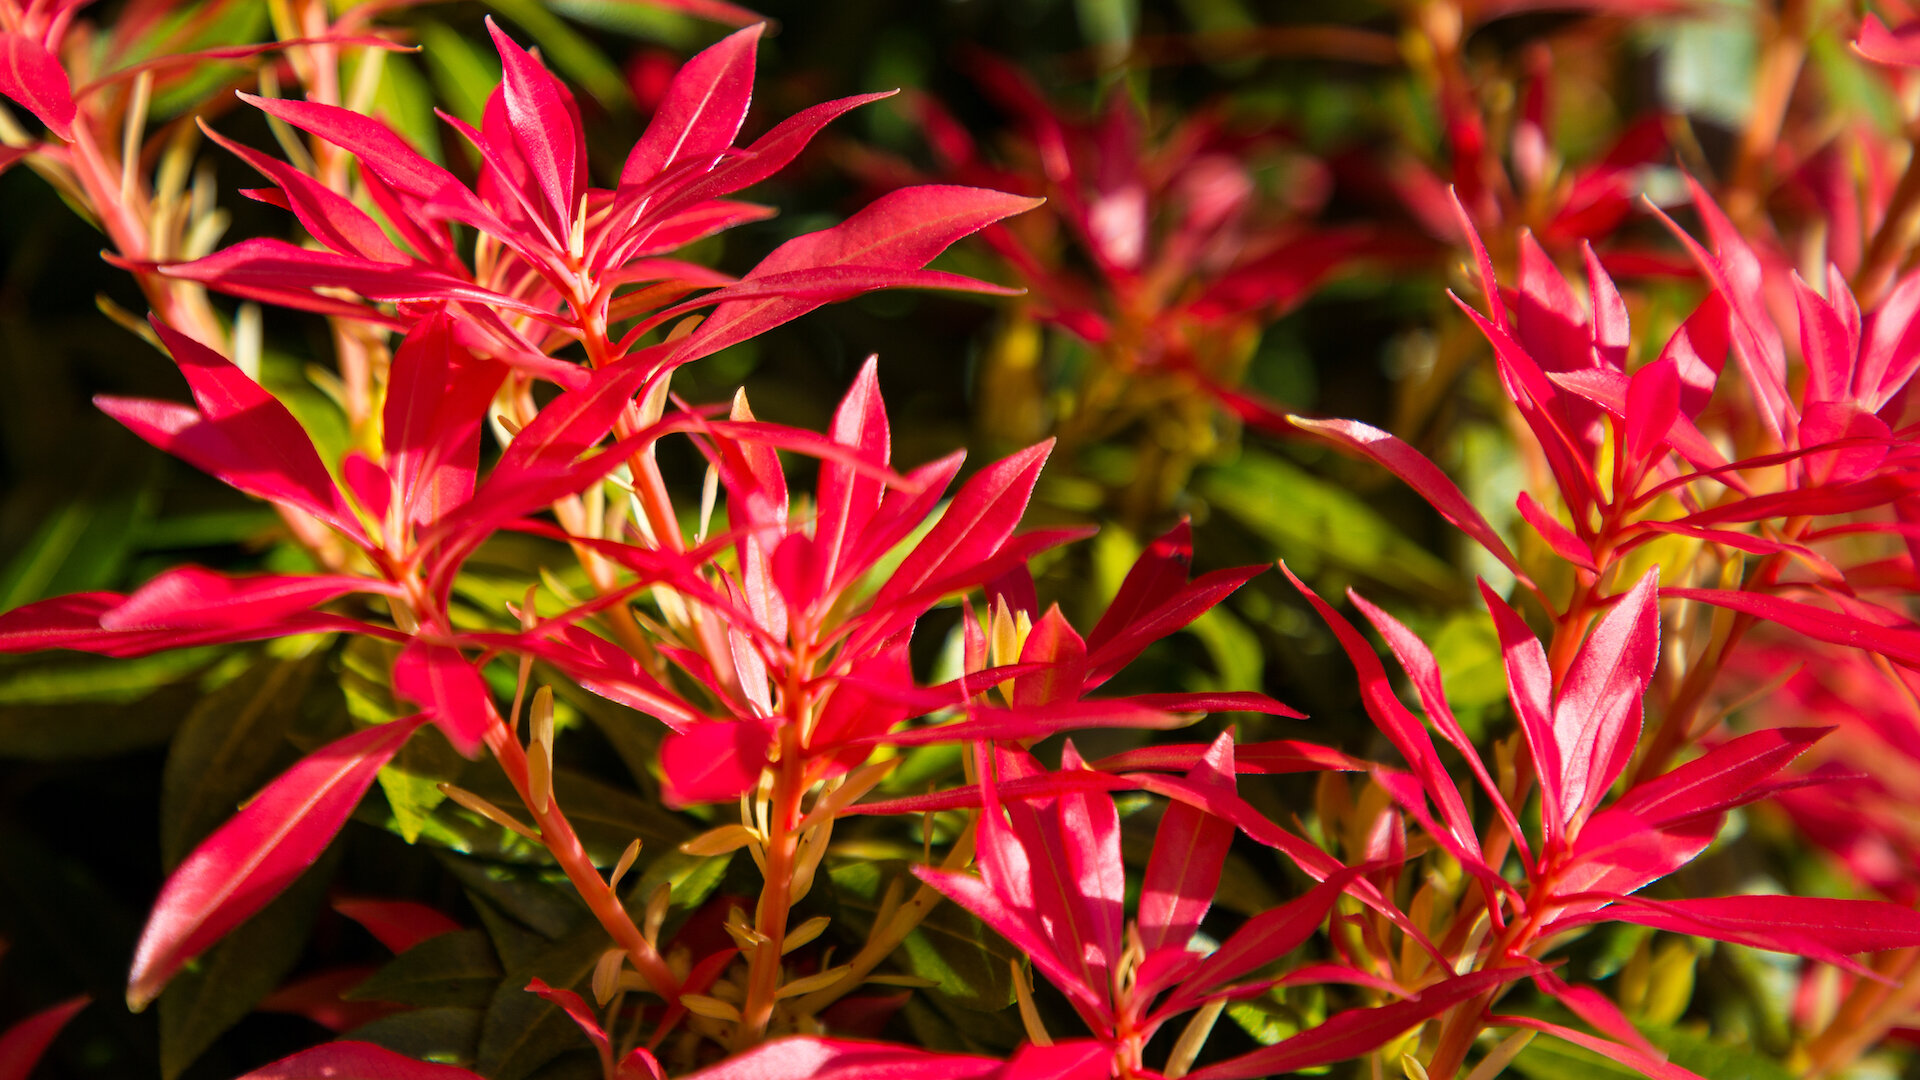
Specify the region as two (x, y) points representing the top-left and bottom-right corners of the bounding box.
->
(621, 24), (761, 185)
(128, 716), (430, 1011)
(391, 642), (495, 758)
(0, 996), (88, 1080)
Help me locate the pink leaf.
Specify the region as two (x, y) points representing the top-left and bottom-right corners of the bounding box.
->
(1190, 967), (1538, 1080)
(1093, 740), (1360, 775)
(1663, 588), (1920, 669)
(486, 18), (586, 236)
(659, 720), (772, 808)
(240, 94), (505, 237)
(0, 33), (73, 139)
(234, 1041), (483, 1079)
(128, 717), (430, 1010)
(1555, 568), (1661, 824)
(1606, 725), (1829, 828)
(1140, 733), (1237, 954)
(1087, 519), (1193, 652)
(101, 567), (376, 632)
(677, 1037), (1002, 1080)
(1290, 416), (1532, 586)
(1516, 492), (1597, 571)
(206, 123), (405, 263)
(673, 185), (1041, 365)
(1489, 1015), (1707, 1080)
(149, 319), (363, 537)
(1286, 565), (1479, 860)
(332, 898), (462, 953)
(391, 642), (496, 758)
(873, 441), (1051, 607)
(1856, 13), (1920, 68)
(812, 356), (890, 600)
(621, 24), (761, 186)
(1480, 580), (1562, 839)
(1173, 868), (1363, 1009)
(0, 996), (87, 1080)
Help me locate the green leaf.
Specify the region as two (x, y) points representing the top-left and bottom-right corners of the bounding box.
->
(346, 1006), (484, 1066)
(346, 930), (504, 1008)
(828, 860), (1017, 1011)
(158, 847), (339, 1080)
(475, 923), (611, 1080)
(439, 853), (585, 940)
(543, 0), (702, 46)
(1200, 449), (1459, 598)
(0, 451), (158, 608)
(160, 650), (329, 866)
(418, 21), (501, 127)
(626, 849), (732, 934)
(371, 53), (445, 165)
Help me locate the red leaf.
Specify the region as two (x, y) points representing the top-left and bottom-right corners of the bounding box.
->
(621, 24), (761, 186)
(1481, 580), (1563, 840)
(1659, 291), (1730, 418)
(240, 94), (504, 237)
(1856, 13), (1920, 68)
(332, 898), (463, 953)
(873, 441), (1050, 607)
(1489, 1015), (1707, 1080)
(139, 321), (363, 538)
(812, 356), (890, 600)
(1349, 591), (1531, 868)
(1516, 492), (1597, 572)
(1662, 588), (1920, 669)
(1093, 740), (1360, 775)
(1556, 568), (1661, 824)
(525, 978), (612, 1067)
(1286, 565), (1479, 860)
(648, 91), (896, 215)
(0, 996), (87, 1080)
(486, 19), (586, 236)
(0, 590), (372, 658)
(0, 33), (73, 139)
(128, 717), (429, 1010)
(1290, 416), (1532, 587)
(1084, 565), (1265, 688)
(234, 1041), (482, 1079)
(384, 310), (507, 528)
(1088, 519), (1192, 653)
(101, 567), (376, 632)
(863, 698), (1184, 748)
(676, 1037), (1002, 1080)
(1190, 967), (1538, 1080)
(1593, 894), (1920, 957)
(391, 642), (496, 758)
(673, 185), (1041, 364)
(1622, 359), (1682, 478)
(165, 238), (550, 319)
(1118, 691), (1302, 717)
(205, 123), (405, 263)
(1172, 868), (1362, 1009)
(1606, 725), (1829, 828)
(659, 720), (772, 808)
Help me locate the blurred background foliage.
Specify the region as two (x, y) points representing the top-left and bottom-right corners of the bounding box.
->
(0, 0), (1850, 1076)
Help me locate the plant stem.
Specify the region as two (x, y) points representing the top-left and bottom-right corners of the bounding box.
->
(485, 723), (682, 1001)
